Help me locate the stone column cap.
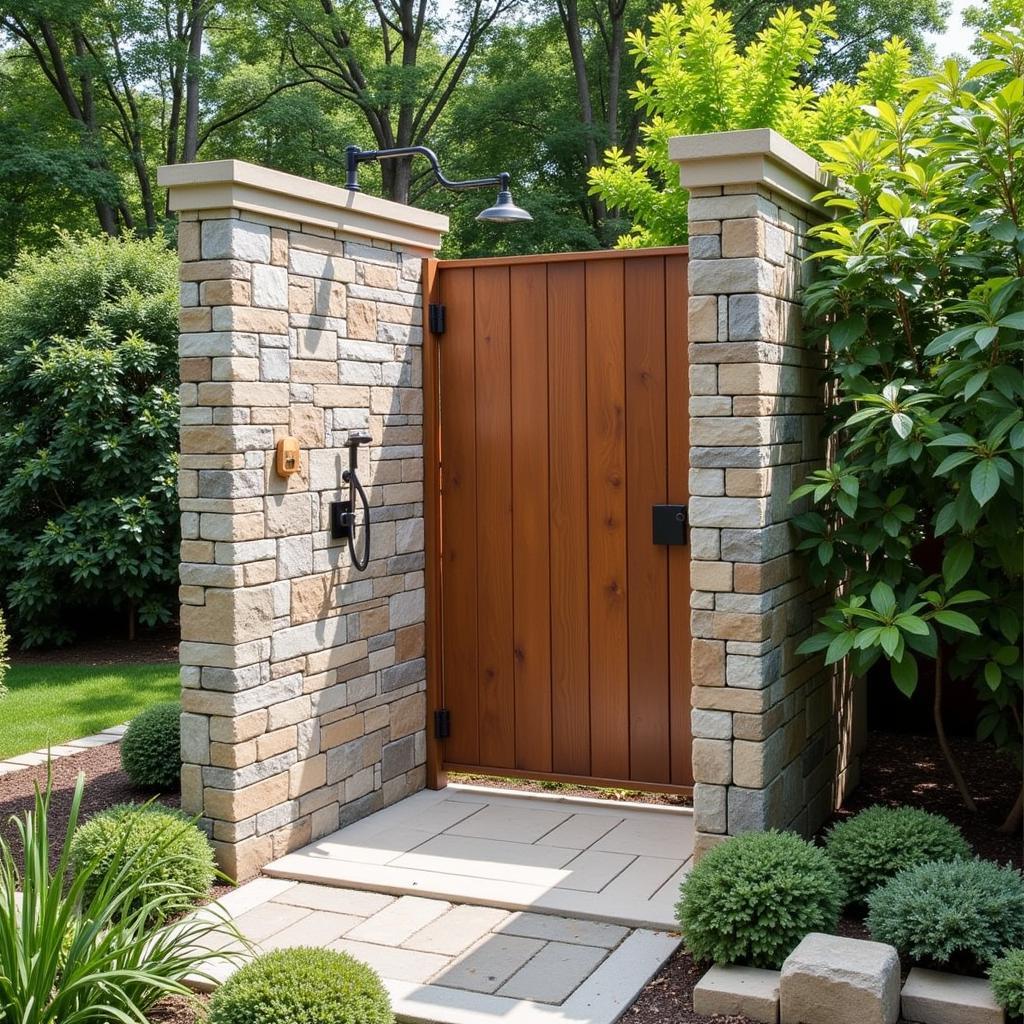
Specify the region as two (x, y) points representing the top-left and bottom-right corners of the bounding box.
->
(669, 128), (828, 214)
(158, 159), (448, 254)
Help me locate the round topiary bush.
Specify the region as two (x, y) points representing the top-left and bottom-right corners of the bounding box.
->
(206, 947), (393, 1024)
(676, 830), (844, 969)
(825, 805), (971, 906)
(121, 701), (181, 790)
(69, 803), (215, 917)
(990, 949), (1024, 1019)
(868, 859), (1024, 974)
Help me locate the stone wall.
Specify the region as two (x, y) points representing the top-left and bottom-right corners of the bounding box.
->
(670, 129), (863, 857)
(159, 160), (447, 878)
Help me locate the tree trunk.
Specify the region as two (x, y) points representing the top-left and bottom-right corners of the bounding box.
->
(182, 1), (205, 162)
(998, 784), (1022, 834)
(933, 650), (978, 812)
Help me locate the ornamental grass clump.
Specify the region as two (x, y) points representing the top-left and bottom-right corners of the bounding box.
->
(0, 774), (238, 1024)
(825, 805), (971, 907)
(120, 700), (181, 790)
(206, 947), (394, 1024)
(990, 949), (1024, 1019)
(676, 830), (844, 968)
(868, 859), (1024, 974)
(69, 802), (215, 919)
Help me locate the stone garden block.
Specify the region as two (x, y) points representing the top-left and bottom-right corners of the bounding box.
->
(901, 968), (1004, 1024)
(694, 964), (781, 1023)
(779, 933), (900, 1024)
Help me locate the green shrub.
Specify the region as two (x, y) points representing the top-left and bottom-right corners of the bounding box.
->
(0, 774), (238, 1024)
(868, 859), (1024, 973)
(121, 700), (181, 789)
(676, 830), (844, 968)
(990, 949), (1024, 1019)
(0, 231), (179, 647)
(207, 947), (394, 1024)
(69, 802), (215, 918)
(825, 805), (971, 906)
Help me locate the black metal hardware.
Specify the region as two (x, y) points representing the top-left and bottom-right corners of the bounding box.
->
(429, 303), (446, 335)
(343, 145), (531, 223)
(652, 504), (688, 546)
(434, 708), (451, 740)
(330, 500), (354, 539)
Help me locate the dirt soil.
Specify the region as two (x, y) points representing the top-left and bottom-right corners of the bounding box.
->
(449, 772), (692, 807)
(828, 730), (1022, 868)
(10, 626), (179, 666)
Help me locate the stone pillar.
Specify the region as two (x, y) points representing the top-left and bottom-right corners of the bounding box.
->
(669, 129), (862, 857)
(158, 160), (447, 878)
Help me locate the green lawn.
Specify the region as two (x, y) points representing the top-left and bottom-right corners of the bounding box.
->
(0, 663), (179, 760)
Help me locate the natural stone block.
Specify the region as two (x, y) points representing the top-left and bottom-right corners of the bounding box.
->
(251, 263), (289, 309)
(780, 933), (900, 1024)
(900, 968), (1003, 1024)
(692, 708), (732, 740)
(694, 965), (780, 1024)
(692, 737), (732, 785)
(205, 772), (290, 823)
(693, 783), (728, 834)
(201, 219), (271, 263)
(691, 638), (726, 687)
(180, 586), (274, 645)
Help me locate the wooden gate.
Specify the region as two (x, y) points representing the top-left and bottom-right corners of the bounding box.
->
(423, 249), (691, 792)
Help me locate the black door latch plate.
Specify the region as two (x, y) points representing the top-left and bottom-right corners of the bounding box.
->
(652, 504), (688, 545)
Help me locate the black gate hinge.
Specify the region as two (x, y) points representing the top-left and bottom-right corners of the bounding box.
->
(434, 708), (451, 740)
(429, 303), (446, 335)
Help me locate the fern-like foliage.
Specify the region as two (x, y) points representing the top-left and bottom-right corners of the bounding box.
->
(588, 0), (912, 247)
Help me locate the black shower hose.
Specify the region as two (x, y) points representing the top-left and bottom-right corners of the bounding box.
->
(343, 468), (371, 571)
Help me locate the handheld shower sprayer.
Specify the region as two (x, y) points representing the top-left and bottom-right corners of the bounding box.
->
(330, 430), (372, 572)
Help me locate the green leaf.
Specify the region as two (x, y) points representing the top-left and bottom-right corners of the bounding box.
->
(928, 433), (975, 448)
(975, 325), (998, 349)
(829, 316), (866, 350)
(984, 661), (1002, 691)
(997, 311), (1024, 330)
(879, 626), (901, 657)
(932, 610), (981, 635)
(942, 539), (973, 588)
(891, 412), (913, 439)
(825, 631), (857, 665)
(797, 632), (833, 655)
(891, 653), (918, 696)
(970, 459), (1000, 506)
(870, 581), (896, 617)
(934, 451), (975, 476)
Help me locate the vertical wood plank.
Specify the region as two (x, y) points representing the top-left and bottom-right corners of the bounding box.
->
(473, 266), (515, 768)
(422, 258), (446, 789)
(438, 266), (479, 768)
(585, 259), (630, 780)
(548, 262), (591, 776)
(666, 253), (693, 786)
(625, 257), (670, 783)
(510, 264), (552, 772)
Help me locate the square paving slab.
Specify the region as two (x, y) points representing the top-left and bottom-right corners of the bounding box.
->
(265, 784), (694, 929)
(191, 877), (681, 1024)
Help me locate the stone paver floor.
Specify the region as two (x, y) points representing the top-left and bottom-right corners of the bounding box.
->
(265, 784), (694, 930)
(196, 877), (680, 1024)
(0, 724), (126, 775)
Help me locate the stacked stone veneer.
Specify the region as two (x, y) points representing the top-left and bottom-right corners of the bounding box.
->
(671, 129), (863, 857)
(161, 160), (447, 878)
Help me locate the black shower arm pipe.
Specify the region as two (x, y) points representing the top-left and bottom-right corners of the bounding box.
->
(345, 144), (509, 195)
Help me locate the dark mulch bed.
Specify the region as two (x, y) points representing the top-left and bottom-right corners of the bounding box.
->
(10, 626), (179, 667)
(623, 729), (1019, 1024)
(449, 772), (691, 807)
(0, 741), (232, 900)
(828, 731), (1022, 868)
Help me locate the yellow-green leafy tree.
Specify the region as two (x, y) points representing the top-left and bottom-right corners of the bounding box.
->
(588, 0), (911, 247)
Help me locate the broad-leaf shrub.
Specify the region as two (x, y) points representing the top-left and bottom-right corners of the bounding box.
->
(207, 947), (394, 1024)
(69, 803), (215, 918)
(676, 830), (844, 968)
(990, 948), (1024, 1018)
(867, 859), (1024, 974)
(792, 27), (1024, 808)
(120, 700), (182, 790)
(825, 805), (971, 906)
(587, 0), (910, 247)
(0, 232), (179, 646)
(0, 775), (236, 1024)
